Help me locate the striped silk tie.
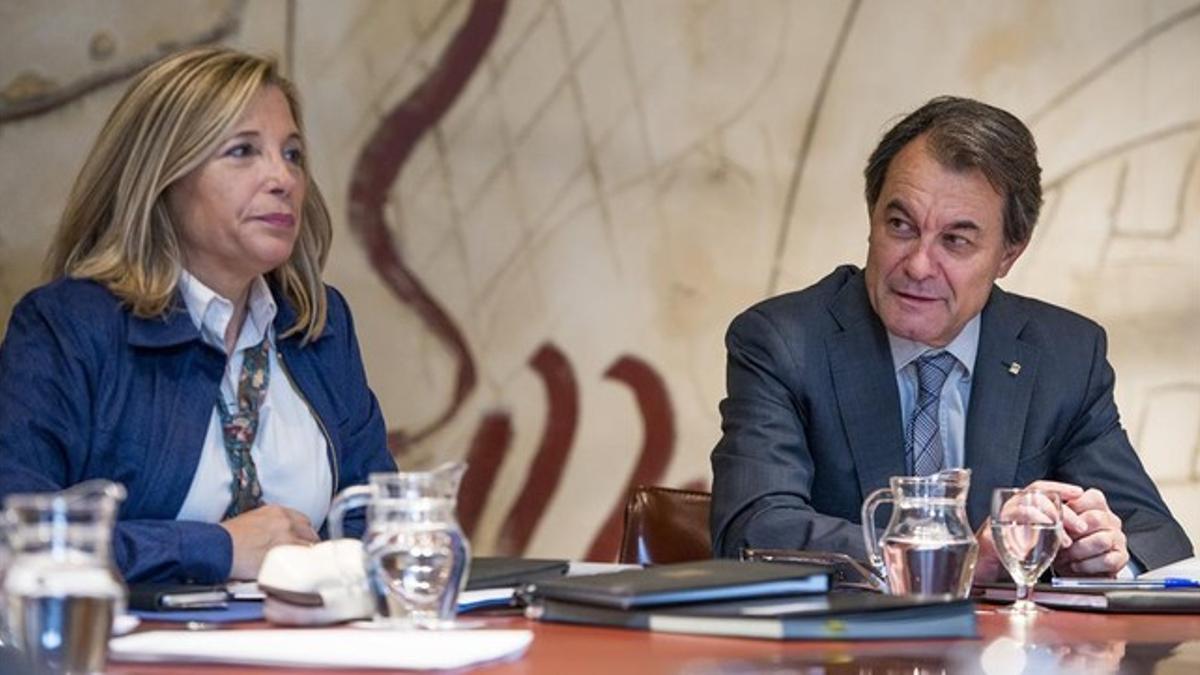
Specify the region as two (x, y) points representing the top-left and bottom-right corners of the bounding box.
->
(905, 351), (957, 476)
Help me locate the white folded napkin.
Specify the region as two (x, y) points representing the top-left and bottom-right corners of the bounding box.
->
(109, 628), (533, 670)
(112, 614), (140, 635)
(256, 539), (374, 625)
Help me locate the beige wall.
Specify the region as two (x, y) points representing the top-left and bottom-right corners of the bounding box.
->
(1, 0), (1197, 559)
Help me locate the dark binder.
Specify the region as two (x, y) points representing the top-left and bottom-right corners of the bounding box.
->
(465, 557), (570, 590)
(128, 583), (230, 611)
(974, 582), (1200, 613)
(522, 559), (829, 610)
(529, 592), (976, 640)
(741, 548), (887, 592)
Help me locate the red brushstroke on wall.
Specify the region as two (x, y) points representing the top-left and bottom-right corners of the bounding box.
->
(457, 411), (513, 538)
(342, 0), (681, 556)
(494, 343), (579, 555)
(584, 355), (676, 561)
(345, 0), (507, 453)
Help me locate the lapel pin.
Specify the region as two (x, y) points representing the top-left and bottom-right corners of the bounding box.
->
(1008, 361), (1022, 376)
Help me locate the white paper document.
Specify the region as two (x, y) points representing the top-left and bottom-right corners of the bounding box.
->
(567, 561), (642, 576)
(225, 580), (266, 600)
(109, 628), (533, 670)
(1139, 556), (1200, 581)
(458, 587), (517, 611)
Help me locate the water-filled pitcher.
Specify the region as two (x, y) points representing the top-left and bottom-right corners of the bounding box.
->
(861, 468), (978, 598)
(2, 480), (126, 674)
(327, 462), (470, 628)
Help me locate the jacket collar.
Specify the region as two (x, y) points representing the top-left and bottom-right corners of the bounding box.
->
(126, 278), (335, 348)
(826, 270), (909, 501)
(126, 303), (201, 348)
(269, 280), (335, 345)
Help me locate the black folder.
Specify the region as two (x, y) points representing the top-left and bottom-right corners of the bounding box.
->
(522, 559), (829, 610)
(529, 592), (976, 640)
(465, 557), (570, 590)
(974, 582), (1200, 613)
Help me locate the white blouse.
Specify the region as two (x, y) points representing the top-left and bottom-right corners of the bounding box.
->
(174, 271), (333, 529)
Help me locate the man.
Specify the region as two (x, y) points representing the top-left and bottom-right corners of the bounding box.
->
(710, 96), (1192, 578)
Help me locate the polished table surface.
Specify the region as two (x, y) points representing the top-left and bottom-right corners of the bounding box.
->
(106, 603), (1200, 674)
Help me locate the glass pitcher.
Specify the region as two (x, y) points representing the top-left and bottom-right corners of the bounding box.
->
(327, 462), (470, 628)
(861, 468), (978, 598)
(2, 480), (126, 675)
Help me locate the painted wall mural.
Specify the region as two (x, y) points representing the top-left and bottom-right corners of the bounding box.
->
(1, 0), (1197, 560)
(342, 0), (684, 560)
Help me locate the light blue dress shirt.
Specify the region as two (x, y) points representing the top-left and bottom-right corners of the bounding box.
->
(887, 315), (981, 471)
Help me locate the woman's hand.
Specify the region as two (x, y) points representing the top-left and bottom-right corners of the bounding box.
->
(220, 504), (320, 580)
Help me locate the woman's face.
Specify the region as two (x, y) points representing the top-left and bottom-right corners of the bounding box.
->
(167, 85), (306, 299)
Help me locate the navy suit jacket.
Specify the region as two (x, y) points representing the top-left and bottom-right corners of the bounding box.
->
(711, 265), (1192, 570)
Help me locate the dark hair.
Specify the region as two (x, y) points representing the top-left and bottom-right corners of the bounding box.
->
(863, 96), (1042, 247)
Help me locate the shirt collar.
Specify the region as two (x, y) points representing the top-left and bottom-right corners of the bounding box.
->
(178, 270), (277, 352)
(887, 313), (981, 377)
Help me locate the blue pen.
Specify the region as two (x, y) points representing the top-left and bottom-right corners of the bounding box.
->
(1051, 576), (1200, 589)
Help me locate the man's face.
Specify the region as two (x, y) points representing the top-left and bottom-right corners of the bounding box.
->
(865, 135), (1026, 347)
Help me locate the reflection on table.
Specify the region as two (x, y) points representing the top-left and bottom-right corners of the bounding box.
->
(97, 601), (1200, 675)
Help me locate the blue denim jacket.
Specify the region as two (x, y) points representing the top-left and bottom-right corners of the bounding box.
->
(0, 277), (397, 582)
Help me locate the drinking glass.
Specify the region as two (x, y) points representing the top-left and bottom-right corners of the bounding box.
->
(990, 488), (1062, 615)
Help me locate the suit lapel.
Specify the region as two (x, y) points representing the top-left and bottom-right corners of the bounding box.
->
(964, 287), (1039, 525)
(827, 275), (907, 501)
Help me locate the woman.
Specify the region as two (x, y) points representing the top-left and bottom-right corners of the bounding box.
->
(0, 47), (397, 583)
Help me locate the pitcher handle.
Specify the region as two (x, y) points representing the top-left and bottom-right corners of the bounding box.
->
(327, 485), (373, 540)
(860, 487), (894, 583)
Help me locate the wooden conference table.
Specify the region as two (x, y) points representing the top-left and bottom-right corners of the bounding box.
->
(109, 604), (1200, 674)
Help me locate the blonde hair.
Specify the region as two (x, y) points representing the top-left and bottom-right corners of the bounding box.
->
(46, 47), (331, 342)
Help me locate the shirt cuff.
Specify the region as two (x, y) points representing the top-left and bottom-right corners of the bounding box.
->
(1117, 558), (1143, 579)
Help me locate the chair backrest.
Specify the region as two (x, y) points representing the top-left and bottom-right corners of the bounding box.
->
(618, 485), (712, 565)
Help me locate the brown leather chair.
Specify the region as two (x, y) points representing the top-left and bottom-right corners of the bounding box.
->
(618, 486), (712, 565)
